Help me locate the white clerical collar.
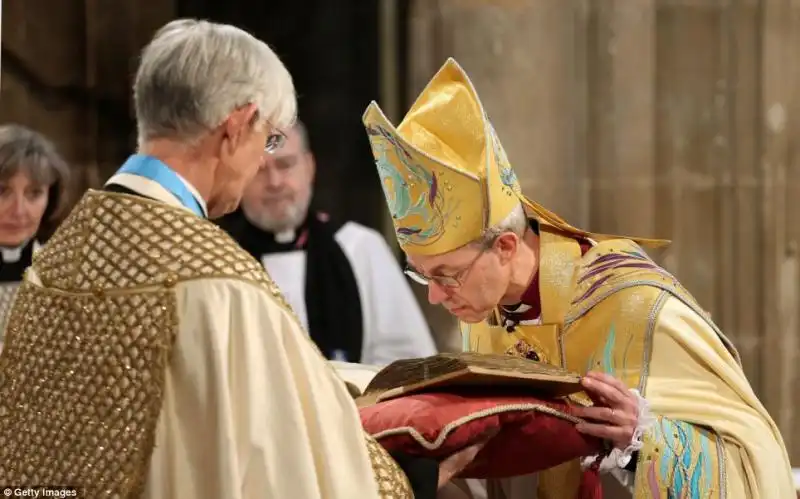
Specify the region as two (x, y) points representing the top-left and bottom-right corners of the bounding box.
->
(105, 172), (209, 217)
(274, 229), (296, 244)
(0, 240), (40, 263)
(0, 245), (24, 263)
(241, 209), (300, 244)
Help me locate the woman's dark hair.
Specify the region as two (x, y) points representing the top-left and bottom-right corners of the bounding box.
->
(0, 124), (71, 240)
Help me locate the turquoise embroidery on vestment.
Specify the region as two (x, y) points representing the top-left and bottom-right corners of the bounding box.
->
(586, 323), (619, 376)
(649, 417), (720, 499)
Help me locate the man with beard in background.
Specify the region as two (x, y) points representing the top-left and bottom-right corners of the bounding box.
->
(217, 121), (437, 366)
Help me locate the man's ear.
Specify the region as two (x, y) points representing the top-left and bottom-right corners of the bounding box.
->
(223, 104), (259, 143)
(494, 232), (519, 263)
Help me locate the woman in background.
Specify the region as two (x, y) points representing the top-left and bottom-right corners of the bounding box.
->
(0, 124), (70, 352)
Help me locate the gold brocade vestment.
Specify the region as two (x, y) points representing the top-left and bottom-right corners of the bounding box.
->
(0, 190), (411, 499)
(461, 227), (793, 498)
(361, 56), (793, 498)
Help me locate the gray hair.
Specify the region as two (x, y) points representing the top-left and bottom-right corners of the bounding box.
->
(475, 202), (528, 247)
(0, 125), (69, 185)
(0, 124), (72, 234)
(134, 19), (297, 146)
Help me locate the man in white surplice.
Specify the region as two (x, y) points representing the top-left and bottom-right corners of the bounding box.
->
(217, 121), (437, 365)
(0, 19), (470, 499)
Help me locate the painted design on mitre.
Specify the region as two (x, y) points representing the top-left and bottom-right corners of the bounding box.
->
(366, 124), (460, 247)
(487, 120), (521, 196)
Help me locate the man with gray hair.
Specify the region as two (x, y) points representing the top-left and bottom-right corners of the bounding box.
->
(0, 19), (467, 499)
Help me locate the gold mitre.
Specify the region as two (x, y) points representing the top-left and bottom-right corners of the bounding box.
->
(363, 58), (668, 255)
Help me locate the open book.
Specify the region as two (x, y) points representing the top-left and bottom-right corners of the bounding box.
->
(359, 352), (584, 406)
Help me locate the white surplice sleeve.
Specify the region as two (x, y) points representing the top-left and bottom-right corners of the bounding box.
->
(144, 277), (382, 499)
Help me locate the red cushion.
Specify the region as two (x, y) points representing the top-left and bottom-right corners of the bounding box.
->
(360, 390), (604, 479)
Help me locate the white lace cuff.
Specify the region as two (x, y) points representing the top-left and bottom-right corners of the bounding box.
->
(581, 388), (656, 473)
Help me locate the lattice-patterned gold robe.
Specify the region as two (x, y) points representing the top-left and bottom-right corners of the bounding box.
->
(0, 174), (411, 499)
(461, 227), (795, 499)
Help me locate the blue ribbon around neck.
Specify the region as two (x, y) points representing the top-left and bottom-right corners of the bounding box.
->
(116, 154), (205, 217)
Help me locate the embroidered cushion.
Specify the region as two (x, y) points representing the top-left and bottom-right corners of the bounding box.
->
(359, 389), (605, 479)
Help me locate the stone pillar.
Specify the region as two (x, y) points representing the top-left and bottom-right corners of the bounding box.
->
(409, 0), (589, 222)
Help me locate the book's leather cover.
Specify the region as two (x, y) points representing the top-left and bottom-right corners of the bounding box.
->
(360, 352), (584, 405)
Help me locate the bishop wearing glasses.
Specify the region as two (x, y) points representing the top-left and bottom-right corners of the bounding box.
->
(363, 58), (794, 498)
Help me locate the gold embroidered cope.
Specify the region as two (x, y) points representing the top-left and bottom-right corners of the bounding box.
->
(459, 228), (778, 498)
(0, 191), (411, 499)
